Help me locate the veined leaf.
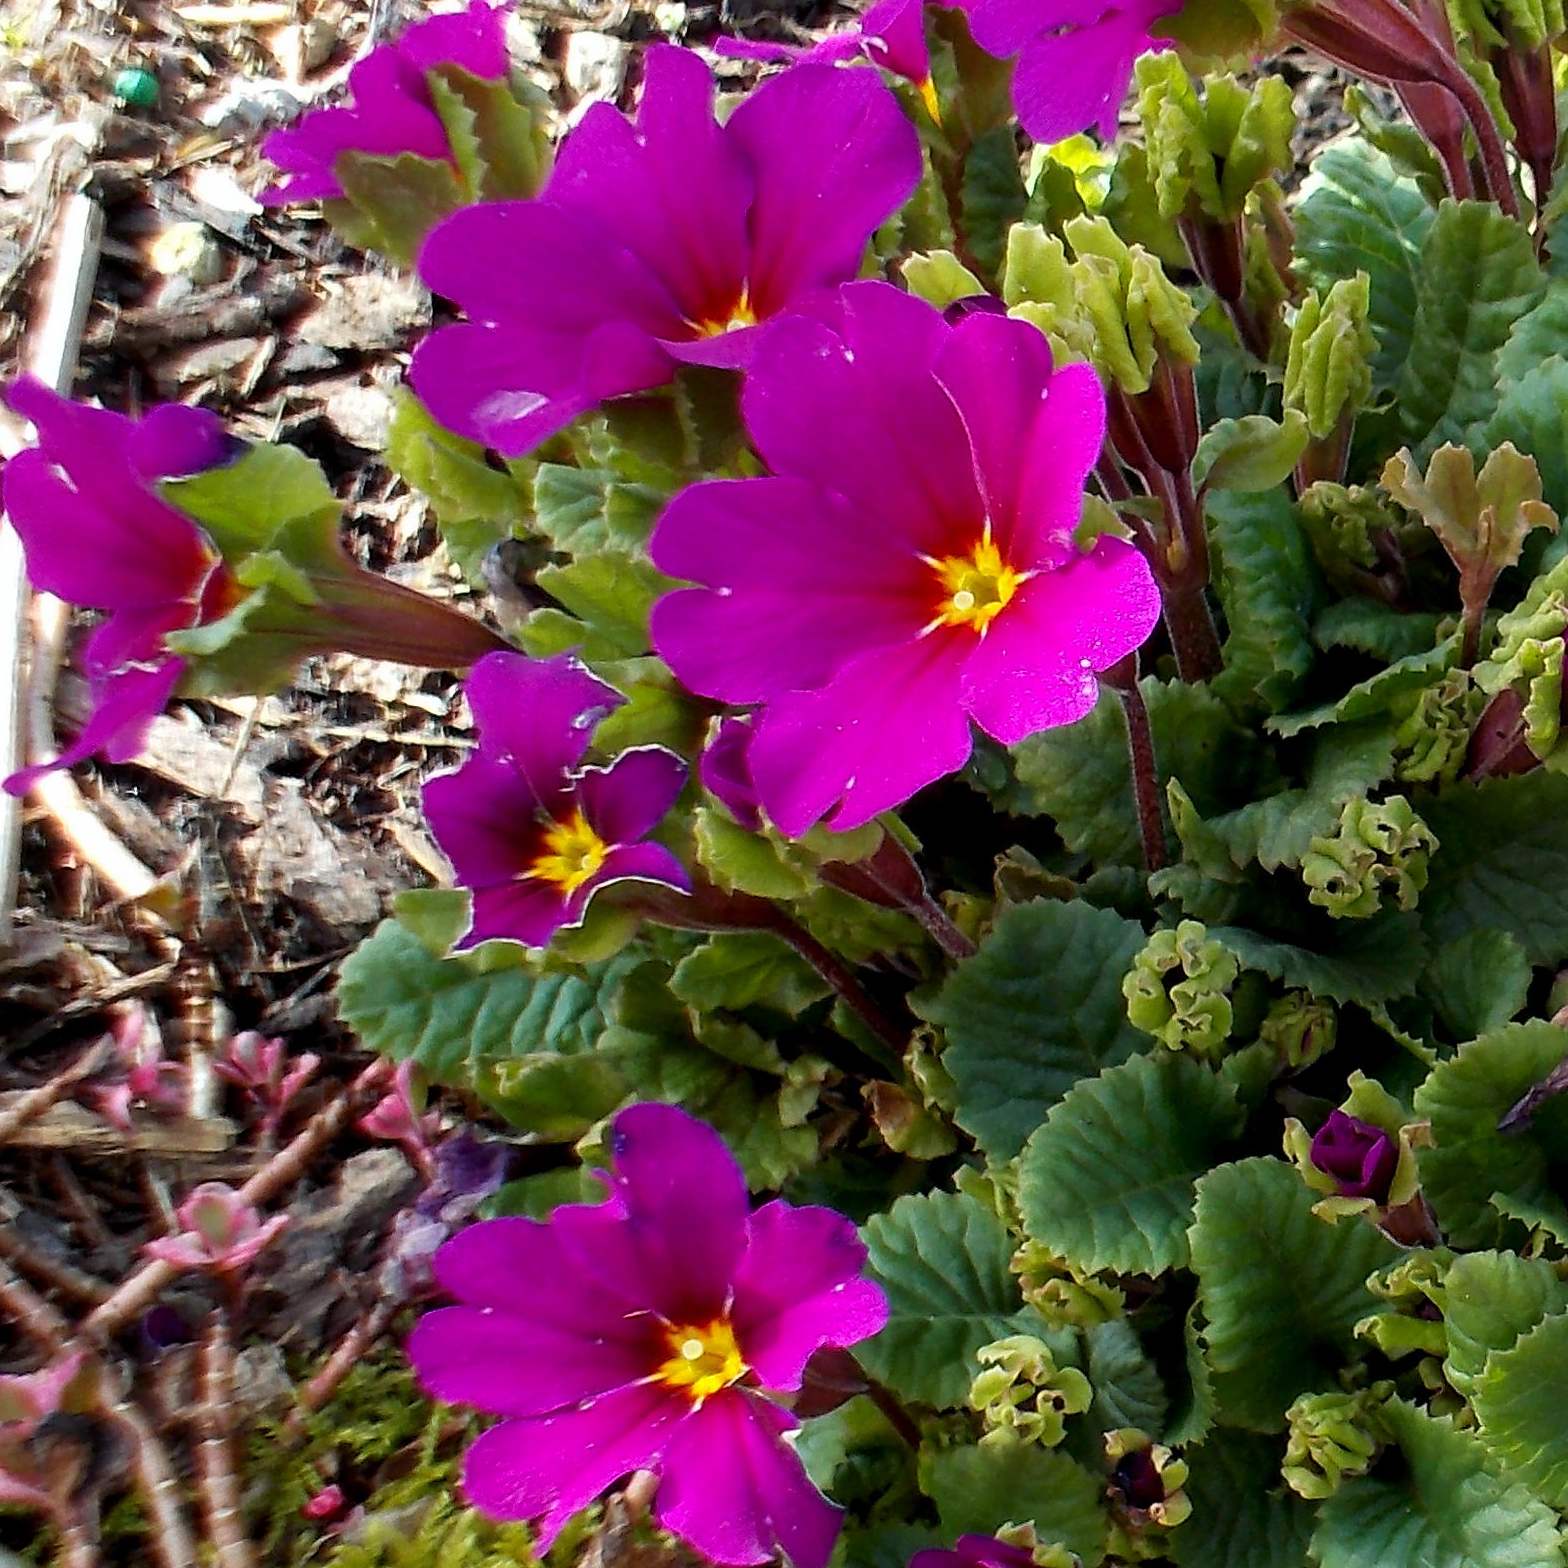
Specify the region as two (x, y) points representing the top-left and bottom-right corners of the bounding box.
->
(918, 1443), (1107, 1561)
(1444, 1251), (1568, 1396)
(1472, 1310), (1568, 1509)
(1170, 1429), (1314, 1568)
(1018, 1053), (1245, 1276)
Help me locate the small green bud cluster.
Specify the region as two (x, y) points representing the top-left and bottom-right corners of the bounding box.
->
(1257, 991), (1337, 1070)
(1282, 1386), (1387, 1499)
(1283, 275), (1376, 441)
(1301, 796), (1438, 918)
(1122, 919), (1240, 1057)
(1001, 218), (1199, 395)
(969, 1334), (1092, 1448)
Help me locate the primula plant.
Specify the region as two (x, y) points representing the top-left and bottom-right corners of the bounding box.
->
(23, 0), (1568, 1561)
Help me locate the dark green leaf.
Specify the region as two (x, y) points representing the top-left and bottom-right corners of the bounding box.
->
(1190, 1158), (1398, 1430)
(1472, 1310), (1568, 1508)
(920, 900), (1149, 1160)
(1017, 1053), (1245, 1275)
(1419, 930), (1531, 1042)
(1086, 1317), (1170, 1436)
(668, 932), (831, 1014)
(859, 1189), (1047, 1408)
(1210, 910), (1427, 1006)
(1312, 1398), (1564, 1568)
(961, 127), (1028, 279)
(1170, 1430), (1314, 1568)
(918, 1443), (1107, 1560)
(1443, 1251), (1568, 1396)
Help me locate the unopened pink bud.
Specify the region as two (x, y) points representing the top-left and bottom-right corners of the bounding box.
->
(303, 1484), (346, 1520)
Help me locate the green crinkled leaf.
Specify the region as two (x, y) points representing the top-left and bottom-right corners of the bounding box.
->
(1086, 1317), (1169, 1437)
(335, 920), (634, 1136)
(1194, 412), (1310, 495)
(1413, 1020), (1568, 1247)
(530, 551), (670, 659)
(1017, 1053), (1245, 1276)
(384, 389), (529, 584)
(859, 1189), (1047, 1408)
(1443, 1251), (1568, 1396)
(961, 126), (1029, 280)
(1392, 200), (1544, 455)
(1483, 356), (1568, 524)
(1012, 680), (1253, 865)
(328, 150), (468, 267)
(668, 932), (831, 1014)
(1294, 142), (1434, 388)
(1419, 930), (1531, 1042)
(1210, 909), (1427, 1006)
(531, 465), (667, 555)
(1190, 1158), (1398, 1431)
(918, 1443), (1107, 1560)
(1312, 1398), (1565, 1568)
(1269, 636), (1460, 737)
(1170, 1430), (1314, 1568)
(162, 442), (339, 561)
(1209, 488), (1324, 713)
(1472, 1310), (1568, 1508)
(1313, 600), (1448, 661)
(1420, 773), (1568, 964)
(920, 900), (1149, 1160)
(427, 64), (550, 201)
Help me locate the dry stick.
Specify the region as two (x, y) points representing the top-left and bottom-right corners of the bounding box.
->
(0, 192), (104, 940)
(195, 1313), (256, 1568)
(0, 1253), (73, 1350)
(284, 1296), (399, 1438)
(84, 1060), (395, 1338)
(0, 1034), (113, 1144)
(0, 1223), (112, 1306)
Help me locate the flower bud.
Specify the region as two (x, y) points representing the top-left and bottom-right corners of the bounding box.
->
(1122, 919), (1239, 1058)
(1257, 991), (1337, 1070)
(970, 1334), (1092, 1449)
(142, 1182), (289, 1273)
(1282, 1387), (1386, 1499)
(1104, 1428), (1191, 1531)
(1284, 275), (1375, 441)
(1301, 795), (1437, 918)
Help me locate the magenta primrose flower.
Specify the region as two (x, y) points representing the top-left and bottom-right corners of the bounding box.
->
(408, 1101), (889, 1567)
(411, 44), (921, 456)
(716, 0), (946, 120)
(1309, 1109), (1399, 1202)
(650, 282), (1162, 835)
(423, 650), (689, 948)
(260, 0), (509, 204)
(966, 0), (1177, 142)
(911, 1537), (1039, 1568)
(1, 378), (239, 794)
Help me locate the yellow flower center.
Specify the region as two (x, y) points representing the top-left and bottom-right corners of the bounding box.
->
(526, 808), (610, 895)
(689, 289), (759, 338)
(923, 527), (1031, 634)
(654, 1317), (749, 1404)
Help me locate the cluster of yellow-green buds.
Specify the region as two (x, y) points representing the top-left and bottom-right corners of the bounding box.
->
(998, 218), (1200, 398)
(1472, 551), (1568, 768)
(1256, 991), (1337, 1070)
(1281, 1385), (1390, 1499)
(1390, 669), (1483, 785)
(1300, 795), (1438, 918)
(969, 1334), (1093, 1449)
(1122, 919), (1240, 1058)
(1012, 1240), (1125, 1329)
(1104, 1428), (1192, 1533)
(1354, 1252), (1453, 1397)
(1295, 480), (1415, 599)
(1283, 274), (1376, 486)
(1134, 57), (1294, 227)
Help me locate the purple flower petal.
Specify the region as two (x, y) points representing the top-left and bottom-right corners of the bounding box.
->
(1310, 1109), (1399, 1201)
(700, 716), (763, 831)
(650, 476), (926, 703)
(409, 1304), (659, 1417)
(460, 1381), (688, 1539)
(465, 878), (574, 949)
(606, 1102), (750, 1323)
(655, 1392), (842, 1568)
(725, 65), (921, 316)
(967, 0), (1113, 57)
(960, 538), (1161, 743)
(568, 840), (692, 921)
(468, 649), (621, 787)
(748, 629), (974, 835)
(911, 1536), (1040, 1568)
(1008, 2), (1171, 143)
(730, 1200), (890, 1390)
(127, 402), (234, 481)
(422, 757), (547, 885)
(548, 48), (754, 330)
(576, 747), (687, 843)
(860, 0), (935, 84)
(395, 0), (508, 76)
(740, 290), (982, 559)
(934, 315), (1103, 568)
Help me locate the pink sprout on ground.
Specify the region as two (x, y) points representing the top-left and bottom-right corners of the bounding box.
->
(78, 1005), (188, 1131)
(142, 1182), (289, 1273)
(407, 1102), (888, 1568)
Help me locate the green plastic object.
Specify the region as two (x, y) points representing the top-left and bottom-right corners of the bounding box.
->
(111, 67), (159, 108)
